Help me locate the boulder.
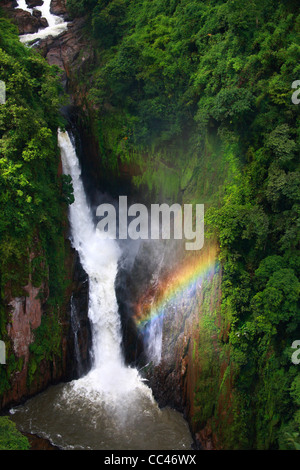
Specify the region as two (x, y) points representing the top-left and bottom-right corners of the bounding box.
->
(32, 10), (48, 28)
(26, 0), (43, 7)
(10, 9), (49, 35)
(0, 1), (18, 12)
(13, 9), (40, 34)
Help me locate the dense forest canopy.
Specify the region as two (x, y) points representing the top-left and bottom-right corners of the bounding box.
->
(0, 14), (71, 396)
(67, 0), (300, 449)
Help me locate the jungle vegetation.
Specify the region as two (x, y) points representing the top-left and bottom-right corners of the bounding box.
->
(66, 0), (300, 449)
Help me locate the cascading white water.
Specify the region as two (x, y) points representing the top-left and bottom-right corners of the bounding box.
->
(58, 130), (122, 367)
(15, 0), (31, 13)
(58, 129), (155, 405)
(16, 0), (68, 43)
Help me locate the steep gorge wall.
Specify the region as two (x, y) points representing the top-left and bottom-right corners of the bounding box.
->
(126, 240), (238, 450)
(0, 2), (92, 411)
(144, 247), (236, 450)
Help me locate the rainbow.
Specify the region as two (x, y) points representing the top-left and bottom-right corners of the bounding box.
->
(134, 244), (218, 329)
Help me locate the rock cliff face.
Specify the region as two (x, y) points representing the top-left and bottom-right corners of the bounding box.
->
(26, 0), (43, 7)
(38, 17), (93, 84)
(35, 15), (138, 198)
(1, 239), (91, 410)
(1, 2), (234, 449)
(136, 243), (230, 450)
(115, 237), (229, 450)
(66, 251), (92, 380)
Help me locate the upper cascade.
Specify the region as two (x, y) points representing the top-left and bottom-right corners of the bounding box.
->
(15, 0), (68, 43)
(58, 129), (155, 404)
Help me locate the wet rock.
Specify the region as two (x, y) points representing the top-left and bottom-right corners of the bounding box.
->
(0, 0), (18, 11)
(50, 0), (67, 16)
(12, 9), (40, 34)
(32, 9), (42, 18)
(23, 433), (60, 450)
(3, 6), (49, 35)
(26, 0), (43, 7)
(65, 250), (92, 379)
(7, 283), (44, 362)
(39, 16), (49, 28)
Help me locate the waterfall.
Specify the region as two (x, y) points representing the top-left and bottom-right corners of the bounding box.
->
(58, 129), (154, 405)
(16, 0), (68, 43)
(58, 130), (123, 369)
(70, 294), (83, 378)
(143, 259), (165, 365)
(144, 316), (163, 365)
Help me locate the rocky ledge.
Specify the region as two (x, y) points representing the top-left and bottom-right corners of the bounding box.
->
(26, 0), (43, 7)
(1, 0), (70, 35)
(50, 0), (68, 17)
(36, 17), (96, 94)
(15, 8), (49, 33)
(1, 1), (48, 35)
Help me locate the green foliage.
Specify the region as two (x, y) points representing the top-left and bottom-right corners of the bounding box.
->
(27, 309), (63, 385)
(92, 0), (127, 47)
(0, 416), (30, 450)
(72, 0), (300, 449)
(0, 13), (67, 284)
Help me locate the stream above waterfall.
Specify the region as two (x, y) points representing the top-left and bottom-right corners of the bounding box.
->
(7, 3), (194, 451)
(9, 382), (192, 450)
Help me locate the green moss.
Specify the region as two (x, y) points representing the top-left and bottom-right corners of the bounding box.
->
(0, 417), (30, 450)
